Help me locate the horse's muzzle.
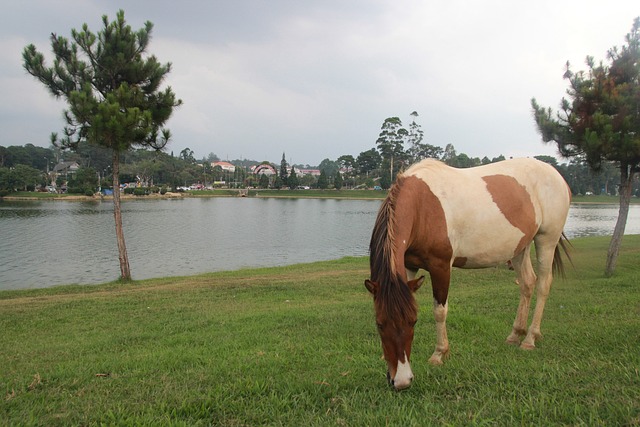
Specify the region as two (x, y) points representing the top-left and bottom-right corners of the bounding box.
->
(387, 370), (413, 390)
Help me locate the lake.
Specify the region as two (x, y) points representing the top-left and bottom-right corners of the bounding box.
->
(1, 197), (639, 290)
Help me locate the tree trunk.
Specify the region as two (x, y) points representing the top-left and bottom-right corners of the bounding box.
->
(112, 150), (131, 281)
(605, 166), (633, 277)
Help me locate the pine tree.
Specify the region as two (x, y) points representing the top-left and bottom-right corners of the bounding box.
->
(531, 17), (640, 276)
(279, 152), (288, 188)
(288, 167), (299, 189)
(334, 171), (343, 190)
(23, 10), (181, 280)
(317, 169), (328, 189)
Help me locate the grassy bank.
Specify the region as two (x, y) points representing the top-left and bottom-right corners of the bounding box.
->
(2, 189), (387, 201)
(1, 236), (639, 425)
(571, 194), (640, 204)
(188, 188), (386, 199)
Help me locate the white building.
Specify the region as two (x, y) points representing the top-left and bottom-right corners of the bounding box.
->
(211, 161), (236, 173)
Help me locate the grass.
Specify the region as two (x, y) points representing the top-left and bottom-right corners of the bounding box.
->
(572, 194), (640, 204)
(1, 236), (639, 426)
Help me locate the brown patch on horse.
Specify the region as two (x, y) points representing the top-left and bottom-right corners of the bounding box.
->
(396, 175), (453, 306)
(482, 175), (537, 256)
(453, 257), (467, 268)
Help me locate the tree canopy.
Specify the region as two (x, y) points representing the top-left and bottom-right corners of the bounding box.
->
(531, 17), (640, 276)
(531, 18), (640, 174)
(23, 10), (181, 153)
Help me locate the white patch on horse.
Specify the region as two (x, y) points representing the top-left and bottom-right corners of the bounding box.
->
(393, 353), (413, 390)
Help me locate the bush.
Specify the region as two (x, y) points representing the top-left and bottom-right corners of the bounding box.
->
(0, 190), (8, 197)
(160, 186), (168, 195)
(124, 187), (135, 195)
(84, 189), (95, 197)
(133, 187), (147, 196)
(67, 187), (84, 194)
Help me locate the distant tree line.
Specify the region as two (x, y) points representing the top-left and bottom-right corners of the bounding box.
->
(1, 136), (637, 197)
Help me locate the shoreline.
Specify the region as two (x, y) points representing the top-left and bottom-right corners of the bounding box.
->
(2, 192), (638, 204)
(0, 190), (388, 202)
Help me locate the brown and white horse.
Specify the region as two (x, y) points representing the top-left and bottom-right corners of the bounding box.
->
(365, 158), (571, 390)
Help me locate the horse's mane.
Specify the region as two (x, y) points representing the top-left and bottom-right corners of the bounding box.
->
(369, 177), (417, 323)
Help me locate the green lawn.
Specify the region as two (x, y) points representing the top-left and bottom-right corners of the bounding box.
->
(1, 236), (639, 426)
(571, 194), (640, 204)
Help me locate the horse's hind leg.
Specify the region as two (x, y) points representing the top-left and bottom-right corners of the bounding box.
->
(428, 262), (451, 365)
(506, 246), (537, 346)
(520, 236), (557, 350)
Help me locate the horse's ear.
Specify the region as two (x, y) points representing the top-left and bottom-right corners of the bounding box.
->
(408, 276), (424, 292)
(364, 279), (378, 296)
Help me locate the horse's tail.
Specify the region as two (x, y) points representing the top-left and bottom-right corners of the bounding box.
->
(552, 232), (573, 279)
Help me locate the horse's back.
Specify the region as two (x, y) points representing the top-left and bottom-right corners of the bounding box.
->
(404, 157), (570, 217)
(403, 158), (570, 267)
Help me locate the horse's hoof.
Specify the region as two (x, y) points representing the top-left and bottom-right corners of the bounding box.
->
(520, 342), (535, 351)
(428, 355), (444, 365)
(429, 349), (449, 365)
(505, 335), (520, 346)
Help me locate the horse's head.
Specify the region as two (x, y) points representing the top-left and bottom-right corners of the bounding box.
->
(364, 276), (424, 390)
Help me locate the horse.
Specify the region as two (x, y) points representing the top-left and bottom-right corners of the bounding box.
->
(364, 158), (571, 390)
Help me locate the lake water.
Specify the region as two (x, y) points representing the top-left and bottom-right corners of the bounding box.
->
(1, 198), (639, 290)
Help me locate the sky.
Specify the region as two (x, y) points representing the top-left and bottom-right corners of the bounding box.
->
(1, 1), (638, 166)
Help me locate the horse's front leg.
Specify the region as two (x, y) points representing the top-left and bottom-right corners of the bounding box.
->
(429, 299), (450, 365)
(506, 248), (537, 345)
(428, 263), (451, 365)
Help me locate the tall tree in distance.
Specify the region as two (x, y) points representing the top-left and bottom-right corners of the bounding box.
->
(531, 17), (640, 277)
(406, 111), (424, 163)
(279, 152), (288, 188)
(23, 10), (182, 281)
(405, 111), (444, 162)
(356, 148), (381, 176)
(288, 167), (299, 190)
(376, 117), (408, 184)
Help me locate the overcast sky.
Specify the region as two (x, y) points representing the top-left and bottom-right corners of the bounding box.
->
(1, 1), (638, 166)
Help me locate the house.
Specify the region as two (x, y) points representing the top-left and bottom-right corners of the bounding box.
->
(297, 169), (321, 177)
(52, 161), (80, 178)
(211, 161), (236, 173)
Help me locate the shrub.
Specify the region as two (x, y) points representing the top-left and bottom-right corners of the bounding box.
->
(67, 186), (84, 194)
(133, 187), (147, 196)
(124, 187), (135, 195)
(84, 189), (95, 197)
(160, 186), (168, 195)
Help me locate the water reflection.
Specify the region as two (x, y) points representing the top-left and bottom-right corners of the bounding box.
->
(0, 198), (638, 290)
